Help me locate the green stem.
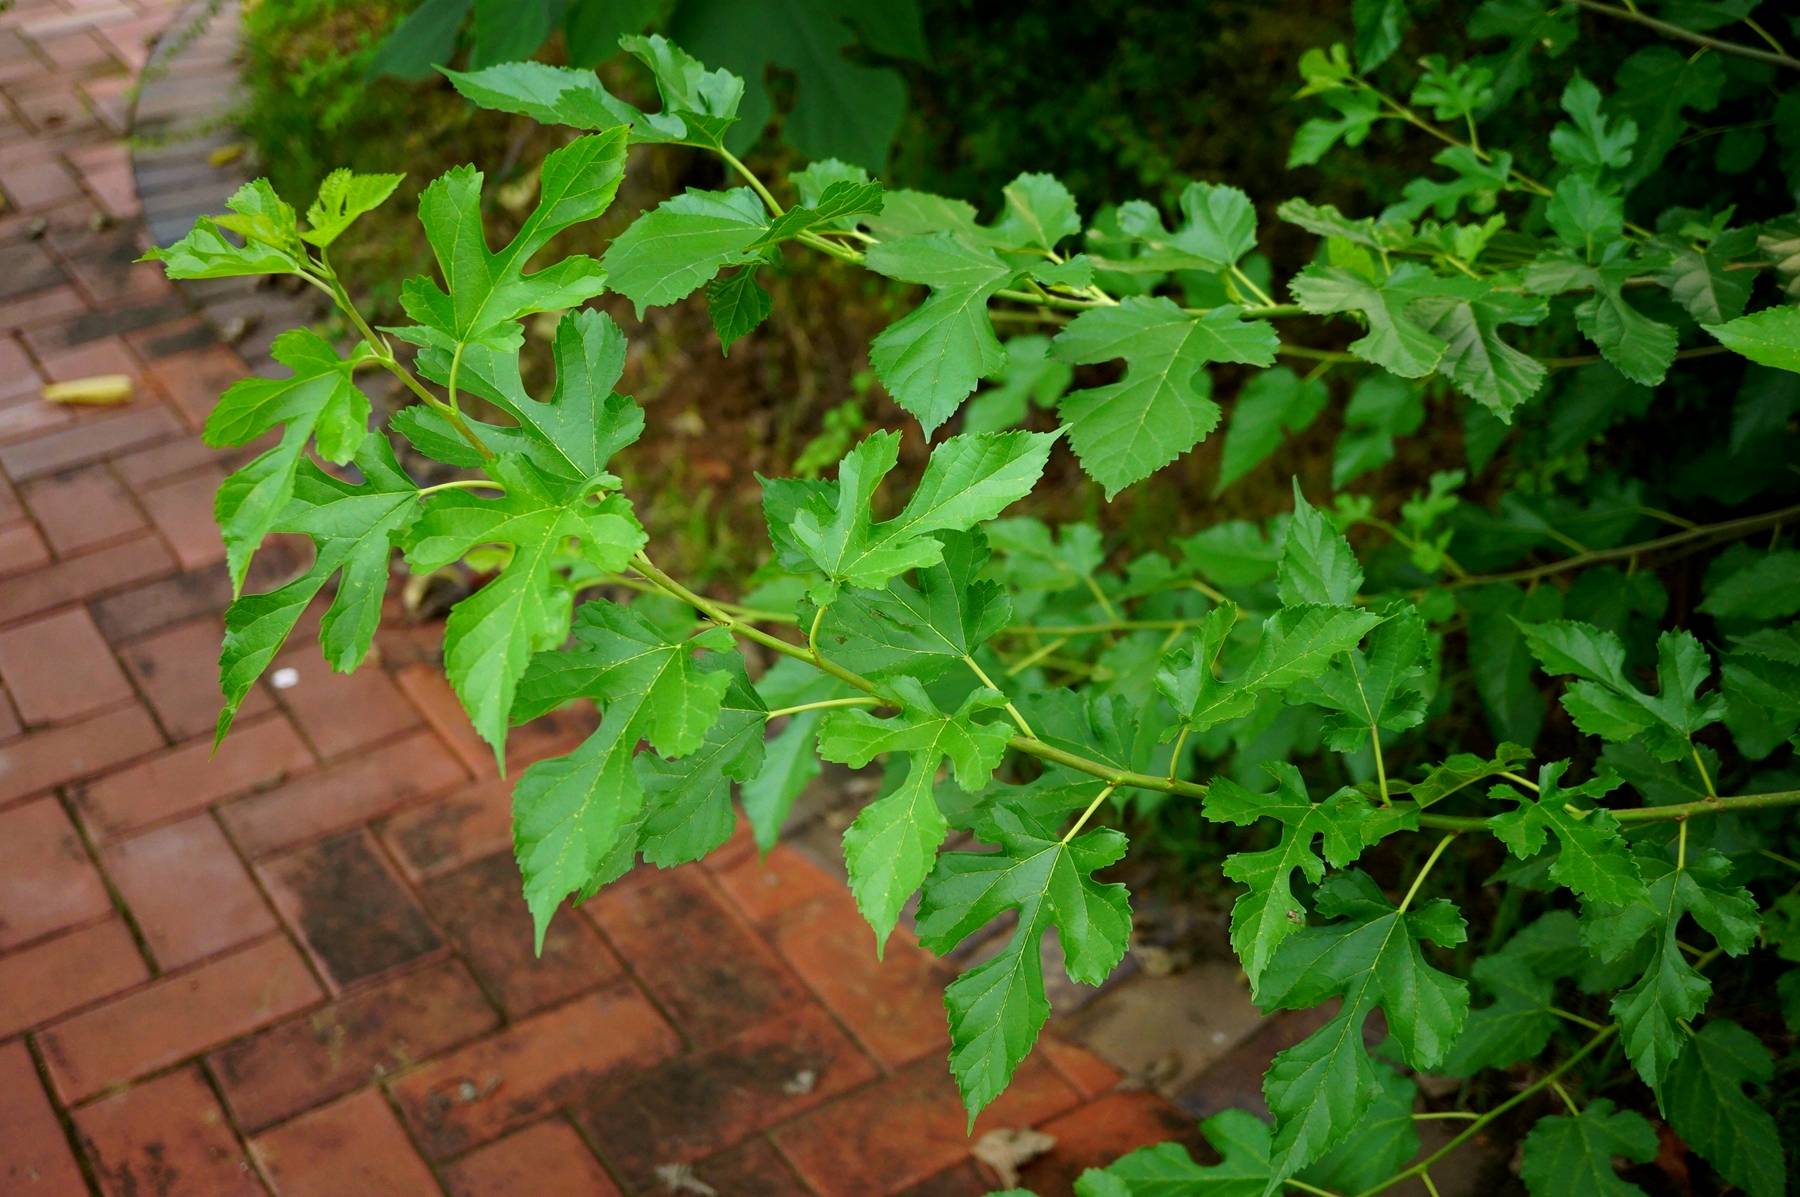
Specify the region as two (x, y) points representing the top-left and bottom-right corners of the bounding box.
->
(1690, 747), (1718, 799)
(1571, 0), (1800, 72)
(415, 478), (505, 497)
(719, 146), (785, 215)
(1397, 834), (1456, 914)
(1061, 783), (1117, 843)
(1353, 1026), (1618, 1197)
(765, 696), (880, 720)
(962, 653), (1036, 738)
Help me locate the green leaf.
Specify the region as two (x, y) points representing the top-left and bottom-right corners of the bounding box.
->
(992, 172), (1080, 252)
(1256, 870), (1468, 1185)
(1116, 180), (1258, 272)
(216, 438), (422, 745)
(1290, 263), (1458, 378)
(401, 132), (625, 353)
(1410, 55), (1494, 123)
(1050, 296), (1279, 496)
(1215, 367), (1328, 494)
(302, 169), (405, 248)
(636, 658), (767, 867)
(1353, 0), (1410, 69)
(1583, 847), (1760, 1099)
(865, 233), (1018, 434)
(820, 678), (1012, 950)
(1705, 307), (1800, 373)
(1389, 742), (1532, 808)
(741, 658), (853, 850)
(1522, 622), (1724, 761)
(816, 530), (1011, 679)
(1547, 174), (1625, 257)
(1159, 603), (1387, 731)
(1074, 1110), (1273, 1196)
(511, 602), (737, 943)
(369, 0), (470, 79)
(1279, 483), (1362, 607)
(749, 179), (886, 249)
(1549, 73), (1637, 174)
(961, 334), (1072, 435)
(1441, 912), (1582, 1075)
(601, 187), (770, 316)
(1528, 255), (1679, 386)
(1411, 286), (1548, 420)
(789, 428), (1055, 600)
(1611, 46), (1724, 189)
(1665, 1020), (1786, 1197)
(1204, 764), (1414, 989)
(1303, 1063), (1421, 1194)
(204, 329), (373, 593)
(406, 456), (647, 762)
(1488, 761), (1644, 904)
(917, 810), (1132, 1123)
(1519, 1101), (1656, 1197)
(422, 308), (645, 490)
(1659, 240), (1751, 326)
(1293, 605), (1430, 752)
(1290, 88), (1382, 168)
(705, 268), (772, 354)
(142, 179), (308, 279)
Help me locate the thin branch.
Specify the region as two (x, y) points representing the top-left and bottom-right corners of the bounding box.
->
(1572, 0), (1800, 72)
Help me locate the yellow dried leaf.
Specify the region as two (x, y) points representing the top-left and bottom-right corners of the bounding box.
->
(42, 375), (134, 406)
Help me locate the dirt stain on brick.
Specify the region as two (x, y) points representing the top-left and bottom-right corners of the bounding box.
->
(269, 832), (441, 987)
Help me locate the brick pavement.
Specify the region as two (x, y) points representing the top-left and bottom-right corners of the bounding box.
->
(0, 2), (1214, 1193)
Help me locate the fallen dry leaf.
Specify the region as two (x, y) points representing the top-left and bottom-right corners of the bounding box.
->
(42, 375), (133, 406)
(972, 1126), (1056, 1189)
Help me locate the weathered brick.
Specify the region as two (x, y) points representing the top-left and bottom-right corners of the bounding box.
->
(771, 895), (948, 1068)
(0, 1040), (87, 1195)
(684, 1137), (813, 1197)
(379, 778), (512, 880)
(0, 796), (112, 949)
(578, 1002), (879, 1186)
(137, 466), (225, 570)
(120, 616), (272, 740)
(0, 521), (51, 575)
(586, 868), (808, 1047)
(268, 643), (419, 759)
(220, 729), (469, 857)
(38, 934), (323, 1101)
(0, 607), (133, 724)
(772, 1055), (1081, 1197)
(0, 536), (175, 625)
(211, 959), (497, 1133)
(422, 851), (621, 1016)
(88, 544), (301, 643)
(20, 464), (146, 555)
(251, 1089), (440, 1197)
(711, 842), (844, 927)
(75, 713), (314, 840)
(389, 982), (680, 1158)
(393, 663), (489, 775)
(101, 813), (277, 969)
(443, 1120), (623, 1197)
(260, 829), (444, 991)
(0, 407), (181, 482)
(1013, 1091), (1205, 1195)
(74, 1067), (265, 1197)
(142, 343), (244, 430)
(0, 918), (148, 1038)
(0, 702), (163, 806)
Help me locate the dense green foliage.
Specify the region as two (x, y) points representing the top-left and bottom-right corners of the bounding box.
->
(148, 4), (1800, 1194)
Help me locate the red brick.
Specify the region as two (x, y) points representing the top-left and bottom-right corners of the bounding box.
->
(389, 982), (680, 1158)
(423, 851), (620, 1016)
(0, 334), (42, 398)
(685, 1138), (813, 1197)
(0, 158), (80, 209)
(260, 829), (443, 991)
(38, 934), (323, 1101)
(21, 464), (146, 554)
(0, 392), (70, 447)
(1014, 1092), (1204, 1195)
(586, 869), (808, 1046)
(0, 1040), (87, 1195)
(211, 959), (498, 1133)
(136, 466), (224, 570)
(0, 407), (180, 482)
(0, 535), (175, 625)
(121, 615), (272, 740)
(269, 644), (419, 759)
(379, 778), (512, 880)
(578, 1002), (879, 1186)
(110, 435), (225, 487)
(0, 685), (21, 740)
(773, 896), (948, 1068)
(0, 918), (148, 1038)
(74, 1067), (264, 1197)
(893, 1162), (991, 1197)
(251, 1089), (438, 1197)
(0, 702), (162, 805)
(772, 1055), (1081, 1197)
(443, 1120), (622, 1197)
(34, 336), (135, 383)
(0, 607), (133, 724)
(394, 663), (488, 775)
(715, 842), (845, 927)
(143, 344), (244, 430)
(0, 796), (111, 949)
(101, 813), (276, 969)
(0, 520), (52, 574)
(1040, 1037), (1122, 1099)
(0, 284), (86, 335)
(75, 713), (315, 839)
(88, 544), (300, 643)
(220, 729), (469, 857)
